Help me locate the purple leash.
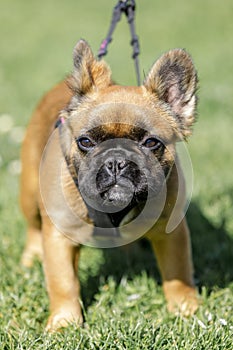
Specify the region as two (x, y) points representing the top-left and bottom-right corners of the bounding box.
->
(97, 0), (141, 86)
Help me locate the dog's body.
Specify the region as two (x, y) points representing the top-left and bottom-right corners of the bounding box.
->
(20, 40), (198, 331)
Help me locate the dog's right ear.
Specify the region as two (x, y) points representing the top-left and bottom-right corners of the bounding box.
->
(68, 39), (112, 95)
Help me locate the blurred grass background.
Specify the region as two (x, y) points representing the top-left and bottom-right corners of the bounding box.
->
(0, 0), (233, 348)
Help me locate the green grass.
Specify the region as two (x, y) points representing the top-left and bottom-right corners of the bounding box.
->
(0, 0), (233, 348)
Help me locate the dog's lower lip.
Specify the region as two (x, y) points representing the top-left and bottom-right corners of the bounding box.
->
(100, 183), (132, 201)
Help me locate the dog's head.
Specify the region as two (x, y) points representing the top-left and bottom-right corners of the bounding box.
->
(59, 40), (198, 228)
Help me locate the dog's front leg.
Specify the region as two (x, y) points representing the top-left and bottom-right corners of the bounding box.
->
(42, 219), (83, 331)
(149, 218), (198, 315)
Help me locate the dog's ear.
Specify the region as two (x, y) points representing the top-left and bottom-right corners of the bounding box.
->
(68, 39), (112, 95)
(144, 49), (198, 137)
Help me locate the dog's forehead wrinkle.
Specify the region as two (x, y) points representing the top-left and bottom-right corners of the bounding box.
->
(77, 103), (173, 138)
(67, 97), (181, 147)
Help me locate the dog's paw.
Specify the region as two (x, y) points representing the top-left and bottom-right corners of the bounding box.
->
(167, 296), (199, 317)
(45, 309), (83, 332)
(164, 280), (199, 316)
(21, 246), (43, 267)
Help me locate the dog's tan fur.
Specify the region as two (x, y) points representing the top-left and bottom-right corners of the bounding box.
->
(20, 40), (198, 331)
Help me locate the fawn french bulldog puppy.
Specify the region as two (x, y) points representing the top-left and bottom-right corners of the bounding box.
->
(20, 40), (198, 331)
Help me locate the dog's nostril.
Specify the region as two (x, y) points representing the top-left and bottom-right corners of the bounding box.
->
(118, 160), (126, 170)
(106, 160), (114, 170)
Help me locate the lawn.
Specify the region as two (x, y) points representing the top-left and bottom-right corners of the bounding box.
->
(0, 0), (233, 349)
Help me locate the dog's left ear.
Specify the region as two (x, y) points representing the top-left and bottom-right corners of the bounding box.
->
(144, 49), (198, 137)
(68, 39), (112, 95)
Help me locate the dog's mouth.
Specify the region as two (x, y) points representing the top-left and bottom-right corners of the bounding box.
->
(88, 180), (147, 232)
(98, 180), (135, 207)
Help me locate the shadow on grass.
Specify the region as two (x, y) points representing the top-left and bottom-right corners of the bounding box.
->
(81, 200), (233, 307)
(188, 201), (233, 288)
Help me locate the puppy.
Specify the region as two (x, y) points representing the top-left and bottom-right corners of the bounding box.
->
(20, 39), (198, 331)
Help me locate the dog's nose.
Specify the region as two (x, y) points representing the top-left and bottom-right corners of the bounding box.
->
(105, 157), (127, 176)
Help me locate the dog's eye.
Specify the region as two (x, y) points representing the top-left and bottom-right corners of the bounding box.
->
(142, 136), (163, 150)
(77, 136), (96, 151)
